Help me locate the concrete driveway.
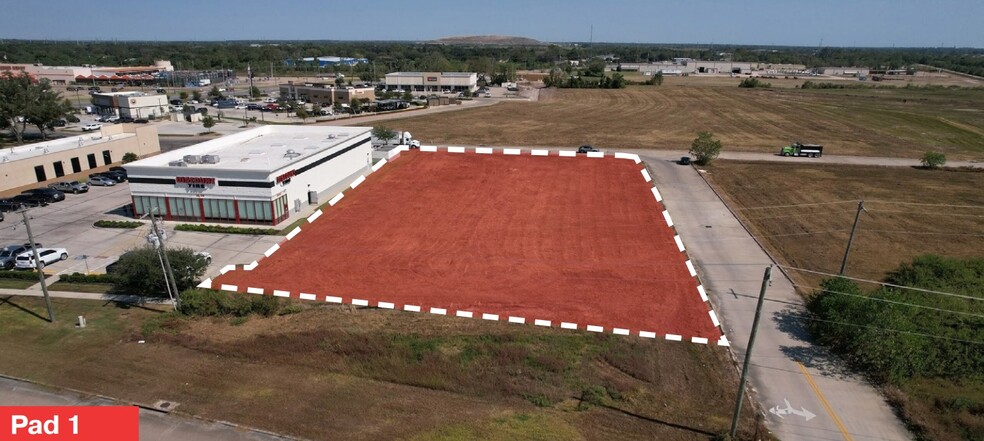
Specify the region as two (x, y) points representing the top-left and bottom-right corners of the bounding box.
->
(639, 150), (911, 441)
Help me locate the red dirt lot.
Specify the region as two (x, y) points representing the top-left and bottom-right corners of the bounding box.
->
(215, 150), (720, 340)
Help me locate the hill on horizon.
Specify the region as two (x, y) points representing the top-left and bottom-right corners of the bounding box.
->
(432, 35), (545, 46)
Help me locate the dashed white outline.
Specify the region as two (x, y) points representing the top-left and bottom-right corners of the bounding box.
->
(455, 310), (474, 318)
(534, 319), (551, 327)
(665, 334), (683, 341)
(651, 187), (663, 202)
(299, 293), (317, 301)
(285, 226), (302, 240)
(219, 265), (235, 275)
(482, 313), (499, 321)
(698, 285), (708, 302)
(420, 146), (438, 152)
(349, 175), (366, 189)
(641, 169), (652, 182)
(430, 307), (447, 315)
(243, 261), (258, 271)
(586, 151), (604, 158)
(531, 149), (549, 156)
(587, 325), (604, 333)
(558, 150), (576, 158)
(325, 296), (343, 304)
(220, 284), (238, 292)
(352, 298), (369, 306)
(508, 316), (525, 324)
(685, 260), (697, 277)
(263, 244), (280, 258)
(307, 209), (323, 223)
(273, 290), (290, 298)
(197, 278), (212, 289)
(246, 287), (264, 295)
(404, 304), (421, 312)
(503, 148), (521, 155)
(371, 158), (388, 172)
(560, 322), (578, 330)
(475, 147), (493, 155)
(613, 328), (630, 335)
(328, 193), (344, 206)
(447, 146), (466, 153)
(613, 152), (641, 163)
(718, 336), (731, 347)
(662, 210), (674, 227)
(709, 310), (720, 327)
(674, 235), (686, 252)
(692, 337), (709, 344)
(639, 331), (657, 339)
(378, 301), (395, 309)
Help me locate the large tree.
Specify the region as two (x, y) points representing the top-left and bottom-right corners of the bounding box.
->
(26, 86), (73, 141)
(689, 131), (724, 166)
(0, 72), (36, 144)
(372, 126), (397, 145)
(111, 246), (209, 298)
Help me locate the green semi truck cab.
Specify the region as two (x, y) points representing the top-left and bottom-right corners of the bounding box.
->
(780, 142), (823, 158)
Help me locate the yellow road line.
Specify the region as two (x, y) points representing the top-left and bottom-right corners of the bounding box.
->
(797, 362), (855, 441)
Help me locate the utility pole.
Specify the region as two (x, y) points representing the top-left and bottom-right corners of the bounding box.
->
(839, 200), (866, 276)
(730, 265), (772, 438)
(149, 208), (180, 309)
(21, 211), (55, 322)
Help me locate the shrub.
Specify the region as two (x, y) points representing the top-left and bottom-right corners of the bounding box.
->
(59, 272), (117, 284)
(122, 152), (138, 163)
(738, 77), (771, 88)
(175, 224), (279, 235)
(577, 386), (608, 410)
(177, 288), (283, 317)
(689, 131), (724, 166)
(112, 246), (210, 297)
(0, 271), (43, 280)
(920, 151), (946, 169)
(94, 220), (143, 229)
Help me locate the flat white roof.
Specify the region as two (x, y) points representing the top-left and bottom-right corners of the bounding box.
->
(129, 125), (372, 172)
(387, 72), (476, 77)
(0, 132), (135, 164)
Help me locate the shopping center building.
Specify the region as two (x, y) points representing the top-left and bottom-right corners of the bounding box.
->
(125, 125), (373, 225)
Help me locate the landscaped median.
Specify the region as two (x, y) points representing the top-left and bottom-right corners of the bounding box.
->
(93, 220), (144, 229)
(175, 224), (280, 235)
(0, 271), (45, 289)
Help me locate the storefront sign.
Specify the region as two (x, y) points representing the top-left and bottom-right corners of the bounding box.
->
(176, 176), (216, 185)
(276, 170), (296, 184)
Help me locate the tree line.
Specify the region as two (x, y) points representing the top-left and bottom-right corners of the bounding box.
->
(0, 72), (75, 144)
(2, 40), (982, 78)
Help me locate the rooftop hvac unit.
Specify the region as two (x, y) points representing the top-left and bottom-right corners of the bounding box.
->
(201, 154), (220, 164)
(183, 155), (202, 164)
(168, 160), (187, 167)
(284, 149), (301, 159)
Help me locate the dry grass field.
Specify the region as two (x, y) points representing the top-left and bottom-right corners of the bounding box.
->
(384, 83), (984, 159)
(704, 161), (984, 440)
(0, 296), (766, 441)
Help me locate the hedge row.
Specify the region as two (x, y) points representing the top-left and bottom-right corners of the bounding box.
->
(94, 220), (144, 229)
(58, 272), (118, 284)
(175, 224), (280, 235)
(0, 271), (43, 280)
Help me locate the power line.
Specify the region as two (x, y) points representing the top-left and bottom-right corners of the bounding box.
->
(779, 265), (984, 302)
(731, 200), (859, 211)
(793, 312), (984, 346)
(741, 210), (857, 221)
(860, 229), (984, 238)
(865, 209), (984, 218)
(865, 200), (984, 209)
(790, 282), (984, 319)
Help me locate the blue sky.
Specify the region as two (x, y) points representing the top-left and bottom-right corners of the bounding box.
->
(2, 0), (981, 47)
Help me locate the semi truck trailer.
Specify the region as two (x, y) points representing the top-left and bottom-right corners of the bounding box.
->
(780, 142), (823, 157)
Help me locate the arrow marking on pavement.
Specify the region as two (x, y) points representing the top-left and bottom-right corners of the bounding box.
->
(769, 398), (816, 421)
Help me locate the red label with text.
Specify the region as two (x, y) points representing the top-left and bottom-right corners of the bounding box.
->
(176, 176), (216, 185)
(276, 170), (296, 183)
(0, 406), (139, 440)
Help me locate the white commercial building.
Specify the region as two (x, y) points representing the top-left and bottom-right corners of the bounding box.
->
(384, 72), (478, 93)
(91, 91), (171, 119)
(125, 126), (373, 225)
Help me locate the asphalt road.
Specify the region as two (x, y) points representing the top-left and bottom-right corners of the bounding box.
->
(0, 376), (296, 440)
(638, 150), (912, 441)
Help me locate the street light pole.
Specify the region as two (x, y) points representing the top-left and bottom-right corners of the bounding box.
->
(148, 208), (180, 309)
(20, 210), (55, 322)
(839, 200), (866, 276)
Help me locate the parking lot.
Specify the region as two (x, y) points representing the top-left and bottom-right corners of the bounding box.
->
(0, 182), (280, 280)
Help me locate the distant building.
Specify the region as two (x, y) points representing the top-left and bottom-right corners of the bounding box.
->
(0, 61), (173, 85)
(0, 125), (160, 193)
(278, 82), (376, 108)
(817, 67), (871, 77)
(91, 91), (171, 119)
(285, 56), (368, 67)
(383, 72), (478, 93)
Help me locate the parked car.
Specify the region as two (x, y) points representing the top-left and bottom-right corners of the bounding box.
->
(197, 251), (212, 265)
(679, 156), (692, 165)
(48, 181), (90, 194)
(10, 194), (49, 207)
(98, 115), (119, 123)
(0, 245), (29, 269)
(0, 199), (24, 212)
(100, 170), (127, 182)
(108, 166), (128, 178)
(88, 175), (117, 186)
(134, 118), (149, 124)
(21, 188), (66, 203)
(82, 123), (102, 132)
(118, 116), (134, 123)
(577, 145), (599, 153)
(14, 247), (68, 270)
(0, 211), (3, 223)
